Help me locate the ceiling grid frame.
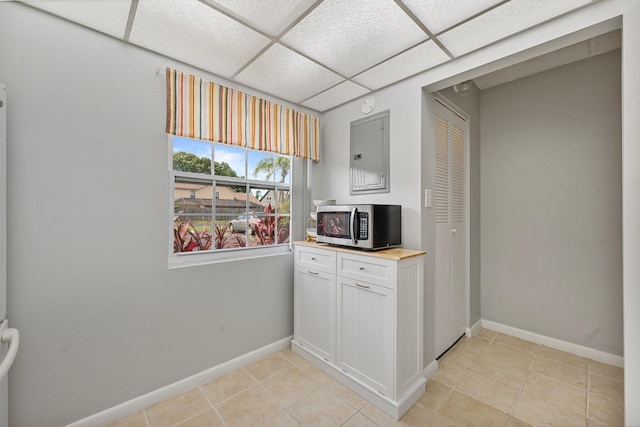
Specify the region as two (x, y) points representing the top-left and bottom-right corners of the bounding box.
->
(20, 0), (600, 112)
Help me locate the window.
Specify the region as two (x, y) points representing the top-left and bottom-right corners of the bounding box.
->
(171, 136), (291, 258)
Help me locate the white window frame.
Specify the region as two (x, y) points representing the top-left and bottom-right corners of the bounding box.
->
(168, 136), (293, 268)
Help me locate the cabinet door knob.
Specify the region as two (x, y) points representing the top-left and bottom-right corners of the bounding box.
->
(359, 266), (365, 271)
(311, 257), (316, 261)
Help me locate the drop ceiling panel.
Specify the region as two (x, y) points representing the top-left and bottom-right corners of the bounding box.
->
(353, 40), (450, 90)
(438, 0), (592, 57)
(24, 0), (131, 38)
(281, 0), (428, 77)
(402, 0), (504, 35)
(130, 0), (271, 78)
(301, 81), (370, 112)
(235, 44), (343, 104)
(206, 0), (317, 37)
(23, 0), (604, 112)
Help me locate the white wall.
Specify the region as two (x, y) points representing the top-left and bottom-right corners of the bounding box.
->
(0, 3), (302, 425)
(317, 2), (639, 415)
(480, 50), (622, 355)
(316, 80), (433, 361)
(314, 84), (423, 250)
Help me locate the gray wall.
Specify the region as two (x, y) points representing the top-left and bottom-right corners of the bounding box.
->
(1, 0), (637, 423)
(480, 50), (623, 355)
(0, 3), (297, 425)
(622, 3), (640, 421)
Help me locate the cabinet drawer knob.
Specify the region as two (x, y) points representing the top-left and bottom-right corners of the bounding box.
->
(311, 257), (317, 261)
(308, 270), (319, 275)
(359, 266), (365, 271)
(355, 283), (370, 289)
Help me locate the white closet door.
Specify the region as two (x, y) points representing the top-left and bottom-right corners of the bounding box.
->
(434, 101), (467, 357)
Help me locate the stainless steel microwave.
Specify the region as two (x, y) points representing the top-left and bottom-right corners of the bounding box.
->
(316, 204), (401, 250)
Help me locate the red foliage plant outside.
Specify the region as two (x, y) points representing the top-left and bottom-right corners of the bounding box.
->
(173, 218), (212, 252)
(213, 222), (245, 249)
(252, 204), (290, 245)
(173, 204), (288, 253)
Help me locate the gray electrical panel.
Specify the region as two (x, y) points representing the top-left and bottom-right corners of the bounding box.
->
(350, 110), (390, 194)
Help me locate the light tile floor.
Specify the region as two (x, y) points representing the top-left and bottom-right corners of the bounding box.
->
(109, 328), (624, 427)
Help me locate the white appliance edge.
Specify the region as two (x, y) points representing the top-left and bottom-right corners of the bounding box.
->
(0, 83), (20, 427)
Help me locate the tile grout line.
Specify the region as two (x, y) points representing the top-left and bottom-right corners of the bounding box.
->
(507, 344), (539, 417)
(586, 360), (592, 422)
(114, 338), (624, 427)
(356, 408), (382, 427)
(415, 381), (455, 416)
(195, 353), (295, 416)
(283, 408), (304, 427)
(197, 384), (228, 427)
(262, 373), (318, 412)
(523, 343), (592, 395)
(456, 331), (526, 425)
(464, 332), (601, 425)
(339, 411), (362, 427)
(142, 408), (151, 427)
(256, 351), (352, 425)
(440, 331), (494, 423)
(203, 371), (261, 407)
(169, 406), (215, 427)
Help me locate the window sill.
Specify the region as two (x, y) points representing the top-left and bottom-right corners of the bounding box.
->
(168, 244), (292, 269)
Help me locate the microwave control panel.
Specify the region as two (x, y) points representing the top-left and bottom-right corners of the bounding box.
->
(358, 213), (369, 240)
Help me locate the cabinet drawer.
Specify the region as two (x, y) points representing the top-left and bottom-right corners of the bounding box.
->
(295, 245), (336, 274)
(337, 253), (395, 289)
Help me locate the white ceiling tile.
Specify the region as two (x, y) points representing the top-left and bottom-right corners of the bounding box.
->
(402, 0), (503, 35)
(281, 0), (428, 77)
(129, 0), (270, 78)
(301, 81), (370, 112)
(352, 40), (450, 90)
(438, 0), (592, 57)
(23, 0), (131, 38)
(206, 0), (317, 36)
(235, 44), (344, 104)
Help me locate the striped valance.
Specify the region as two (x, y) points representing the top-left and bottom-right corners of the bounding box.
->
(166, 68), (319, 161)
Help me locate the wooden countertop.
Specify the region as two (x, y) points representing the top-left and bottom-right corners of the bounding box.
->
(294, 241), (426, 261)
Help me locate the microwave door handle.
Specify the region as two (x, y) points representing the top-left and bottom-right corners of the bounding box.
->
(350, 207), (358, 245)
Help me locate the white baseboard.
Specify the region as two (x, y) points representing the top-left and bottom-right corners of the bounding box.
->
(292, 342), (425, 420)
(482, 320), (624, 368)
(466, 319), (482, 338)
(66, 336), (293, 427)
(423, 359), (438, 380)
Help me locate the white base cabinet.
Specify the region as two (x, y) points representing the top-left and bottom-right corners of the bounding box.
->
(292, 242), (426, 420)
(338, 277), (395, 397)
(294, 267), (336, 364)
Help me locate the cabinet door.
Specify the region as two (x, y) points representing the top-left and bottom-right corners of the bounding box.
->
(350, 110), (390, 194)
(337, 277), (394, 397)
(294, 267), (336, 364)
